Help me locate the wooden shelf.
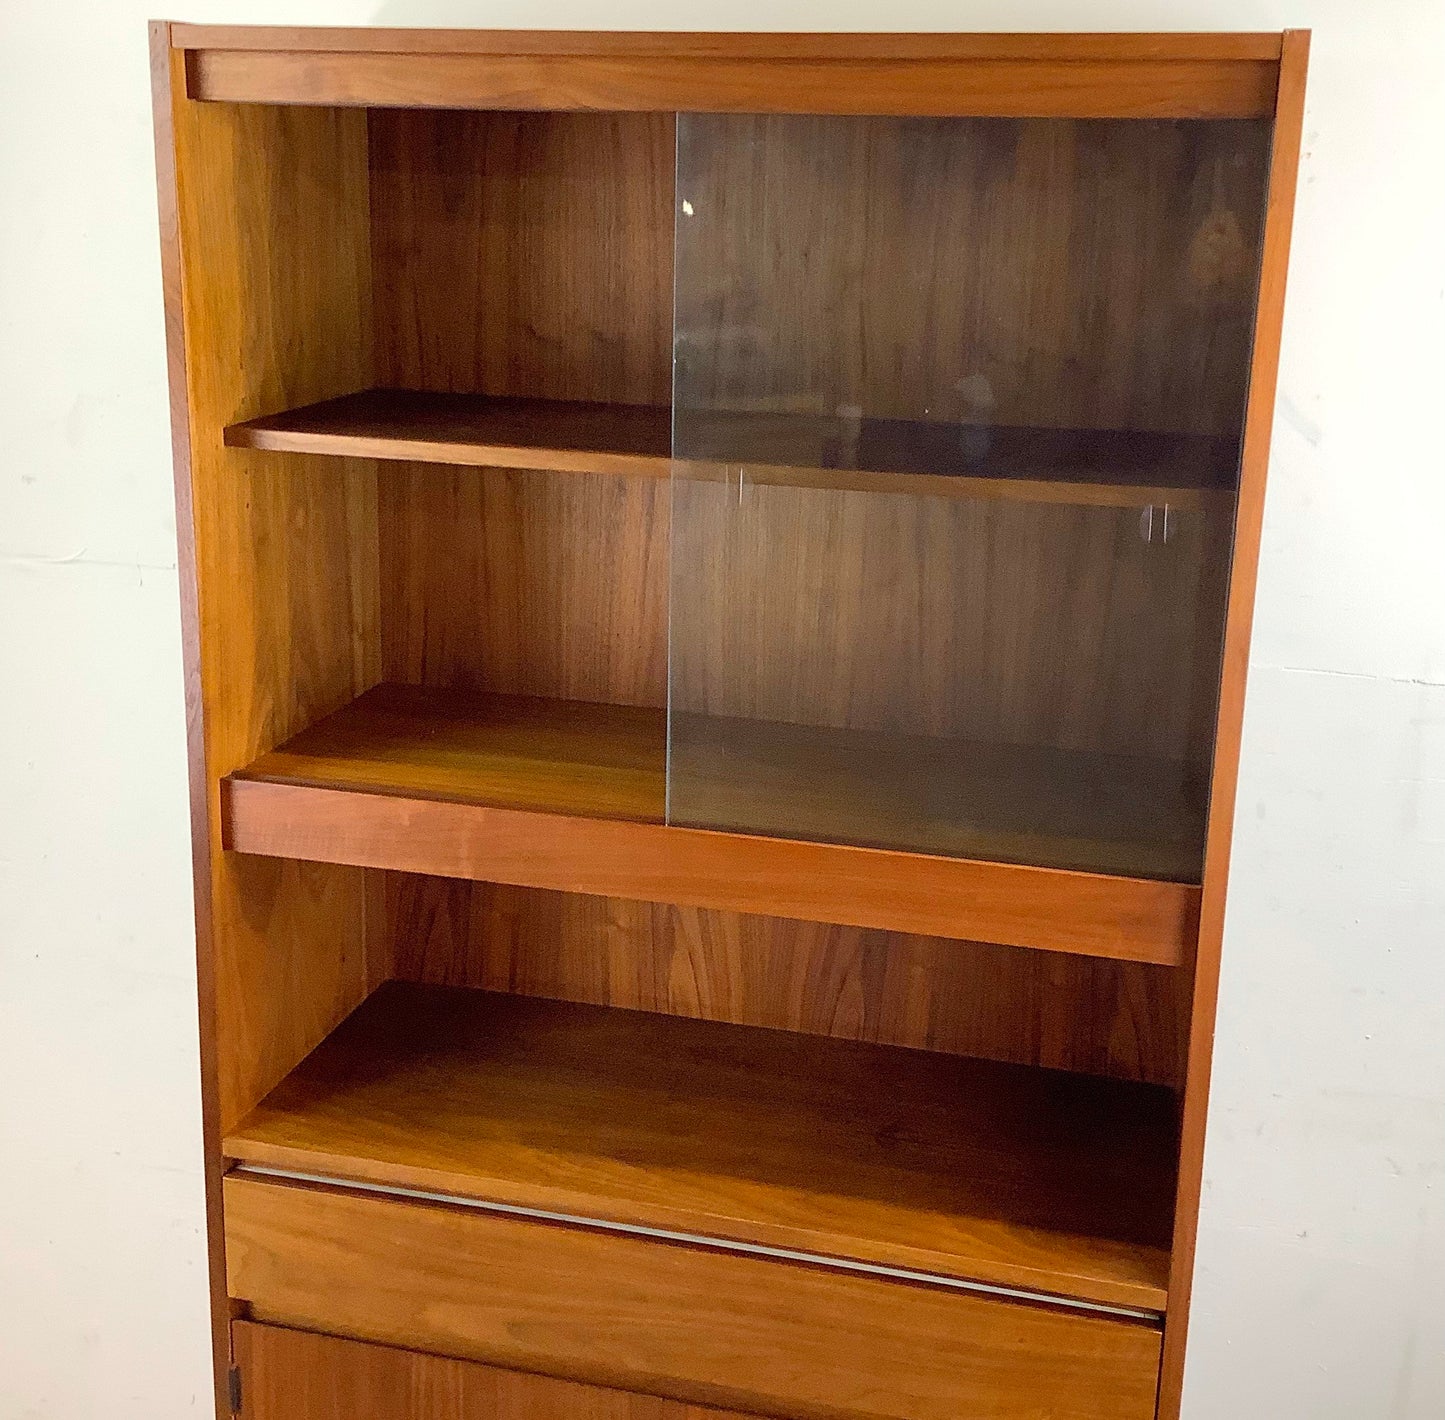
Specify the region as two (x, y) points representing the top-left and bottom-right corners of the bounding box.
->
(237, 685), (666, 821)
(226, 981), (1178, 1312)
(673, 712), (1206, 881)
(225, 390), (672, 478)
(224, 389), (1238, 509)
(675, 409), (1239, 510)
(224, 685), (1201, 963)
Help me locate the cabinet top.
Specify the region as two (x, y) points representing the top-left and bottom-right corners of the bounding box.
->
(163, 26), (1290, 61)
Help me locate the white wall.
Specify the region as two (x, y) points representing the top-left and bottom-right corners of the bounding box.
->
(1, 2), (1440, 1417)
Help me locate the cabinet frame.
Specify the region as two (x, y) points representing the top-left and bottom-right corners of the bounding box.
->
(149, 22), (1309, 1420)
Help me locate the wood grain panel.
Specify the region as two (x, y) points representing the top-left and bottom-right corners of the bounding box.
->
(165, 66), (381, 1137)
(379, 468), (667, 705)
(233, 1322), (746, 1420)
(187, 48), (1275, 120)
(675, 115), (1270, 439)
(387, 878), (1187, 1087)
(225, 983), (1177, 1309)
(670, 115), (1265, 776)
(225, 1173), (1164, 1420)
(369, 109), (673, 404)
(243, 685), (664, 820)
(671, 479), (1232, 767)
(239, 685), (1205, 879)
(227, 387), (1240, 509)
(227, 389), (674, 475)
(369, 108), (672, 706)
(223, 775), (1197, 964)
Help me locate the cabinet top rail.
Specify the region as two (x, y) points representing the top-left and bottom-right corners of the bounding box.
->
(162, 24), (1296, 119)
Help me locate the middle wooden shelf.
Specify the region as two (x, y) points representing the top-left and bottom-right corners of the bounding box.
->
(222, 683), (1203, 964)
(224, 981), (1178, 1314)
(224, 388), (1240, 509)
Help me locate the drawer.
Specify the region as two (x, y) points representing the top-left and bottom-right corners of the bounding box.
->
(224, 1173), (1162, 1420)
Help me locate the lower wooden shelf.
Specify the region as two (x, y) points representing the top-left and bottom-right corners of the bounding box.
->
(223, 684), (1202, 963)
(225, 982), (1177, 1313)
(672, 710), (1206, 880)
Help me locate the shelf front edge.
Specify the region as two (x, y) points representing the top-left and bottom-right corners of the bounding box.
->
(222, 777), (1196, 964)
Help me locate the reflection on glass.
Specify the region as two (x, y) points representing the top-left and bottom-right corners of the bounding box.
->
(668, 114), (1270, 881)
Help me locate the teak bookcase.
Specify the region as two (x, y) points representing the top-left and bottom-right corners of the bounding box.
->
(151, 23), (1308, 1420)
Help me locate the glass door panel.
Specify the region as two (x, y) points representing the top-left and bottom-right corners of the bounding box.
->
(668, 114), (1270, 880)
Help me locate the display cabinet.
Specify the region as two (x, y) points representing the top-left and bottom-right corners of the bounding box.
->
(151, 24), (1308, 1420)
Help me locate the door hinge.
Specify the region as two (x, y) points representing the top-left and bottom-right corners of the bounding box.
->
(228, 1365), (242, 1415)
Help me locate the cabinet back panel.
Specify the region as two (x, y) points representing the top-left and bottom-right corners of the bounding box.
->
(169, 93), (383, 1132)
(378, 465), (667, 704)
(671, 479), (1228, 761)
(369, 109), (673, 702)
(675, 115), (1270, 436)
(369, 109), (674, 403)
(384, 876), (1186, 1086)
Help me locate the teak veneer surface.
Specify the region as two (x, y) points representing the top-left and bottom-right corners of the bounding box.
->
(387, 878), (1189, 1086)
(227, 389), (1239, 510)
(226, 982), (1177, 1310)
(225, 772), (1197, 962)
(183, 46), (1276, 121)
(240, 685), (665, 822)
(225, 686), (1201, 961)
(157, 53), (385, 1134)
(672, 711), (1206, 879)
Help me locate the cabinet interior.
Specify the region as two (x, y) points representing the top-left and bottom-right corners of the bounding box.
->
(177, 95), (1273, 1323)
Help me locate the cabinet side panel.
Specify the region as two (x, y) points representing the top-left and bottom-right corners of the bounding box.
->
(150, 28), (232, 1417)
(1158, 32), (1312, 1420)
(386, 877), (1187, 1086)
(169, 85), (380, 1134)
(234, 1321), (748, 1420)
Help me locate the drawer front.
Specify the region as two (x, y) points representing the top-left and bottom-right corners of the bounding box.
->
(225, 1174), (1161, 1420)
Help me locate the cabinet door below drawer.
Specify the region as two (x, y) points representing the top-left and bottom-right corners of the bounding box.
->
(233, 1321), (746, 1419)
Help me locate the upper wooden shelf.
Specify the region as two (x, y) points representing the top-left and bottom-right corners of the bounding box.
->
(226, 390), (673, 479)
(225, 389), (1238, 510)
(225, 981), (1178, 1312)
(223, 684), (1201, 963)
